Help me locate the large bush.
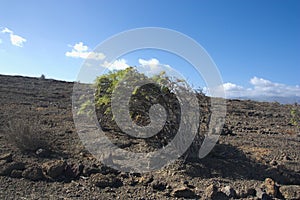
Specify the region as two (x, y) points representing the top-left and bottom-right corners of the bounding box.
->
(78, 67), (210, 161)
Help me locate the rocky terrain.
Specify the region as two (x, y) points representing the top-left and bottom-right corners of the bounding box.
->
(0, 74), (299, 199)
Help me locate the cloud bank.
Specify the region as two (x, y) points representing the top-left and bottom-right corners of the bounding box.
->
(65, 42), (106, 60)
(1, 27), (27, 47)
(214, 77), (300, 99)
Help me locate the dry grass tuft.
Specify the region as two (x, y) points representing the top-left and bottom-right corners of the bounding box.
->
(6, 119), (51, 153)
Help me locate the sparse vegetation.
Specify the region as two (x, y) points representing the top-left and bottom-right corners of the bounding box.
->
(6, 119), (51, 154)
(1, 74), (300, 199)
(290, 104), (300, 127)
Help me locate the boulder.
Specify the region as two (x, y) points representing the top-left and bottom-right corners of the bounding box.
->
(151, 180), (167, 191)
(42, 160), (66, 179)
(0, 162), (25, 176)
(221, 185), (236, 198)
(65, 163), (84, 179)
(22, 165), (45, 181)
(171, 186), (197, 198)
(279, 185), (300, 200)
(256, 187), (272, 200)
(203, 184), (229, 200)
(261, 178), (279, 197)
(203, 184), (218, 199)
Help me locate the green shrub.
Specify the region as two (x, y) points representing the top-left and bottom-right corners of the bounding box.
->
(290, 106), (300, 127)
(77, 67), (207, 161)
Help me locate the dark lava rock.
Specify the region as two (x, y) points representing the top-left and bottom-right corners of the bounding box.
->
(0, 153), (13, 162)
(22, 165), (45, 181)
(261, 178), (279, 198)
(0, 162), (25, 176)
(203, 184), (218, 199)
(90, 173), (123, 188)
(151, 180), (167, 191)
(65, 163), (84, 179)
(171, 186), (197, 198)
(35, 148), (51, 158)
(82, 165), (101, 176)
(10, 169), (23, 178)
(221, 185), (236, 198)
(279, 185), (300, 200)
(256, 188), (272, 200)
(42, 160), (66, 179)
(203, 184), (229, 200)
(237, 188), (257, 198)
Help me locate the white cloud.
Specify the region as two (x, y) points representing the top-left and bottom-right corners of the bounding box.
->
(138, 58), (173, 76)
(217, 77), (300, 98)
(223, 82), (243, 91)
(100, 58), (180, 79)
(1, 27), (27, 47)
(0, 38), (2, 44)
(138, 58), (160, 66)
(1, 27), (13, 34)
(101, 59), (130, 70)
(73, 42), (88, 52)
(65, 42), (106, 60)
(10, 34), (26, 47)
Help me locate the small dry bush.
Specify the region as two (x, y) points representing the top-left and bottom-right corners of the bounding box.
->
(6, 119), (51, 153)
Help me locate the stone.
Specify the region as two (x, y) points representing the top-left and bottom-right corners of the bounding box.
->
(65, 163), (83, 179)
(171, 186), (197, 198)
(151, 180), (167, 191)
(246, 188), (257, 197)
(90, 173), (123, 188)
(99, 165), (120, 175)
(221, 185), (236, 198)
(22, 165), (45, 181)
(237, 188), (256, 198)
(279, 185), (300, 200)
(42, 160), (66, 179)
(139, 175), (153, 186)
(82, 166), (101, 176)
(203, 184), (218, 199)
(0, 153), (13, 162)
(35, 148), (50, 158)
(0, 162), (25, 176)
(256, 188), (272, 200)
(10, 170), (23, 178)
(203, 184), (230, 200)
(261, 178), (278, 197)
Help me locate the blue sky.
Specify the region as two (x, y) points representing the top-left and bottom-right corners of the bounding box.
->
(0, 0), (299, 99)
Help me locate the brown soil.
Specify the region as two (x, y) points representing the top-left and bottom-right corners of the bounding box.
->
(0, 74), (299, 200)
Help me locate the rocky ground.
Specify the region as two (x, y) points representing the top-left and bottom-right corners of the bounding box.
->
(0, 74), (299, 200)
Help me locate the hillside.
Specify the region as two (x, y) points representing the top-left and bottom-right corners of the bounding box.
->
(0, 74), (299, 199)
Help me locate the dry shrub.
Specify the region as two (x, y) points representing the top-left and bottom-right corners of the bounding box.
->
(6, 119), (51, 153)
